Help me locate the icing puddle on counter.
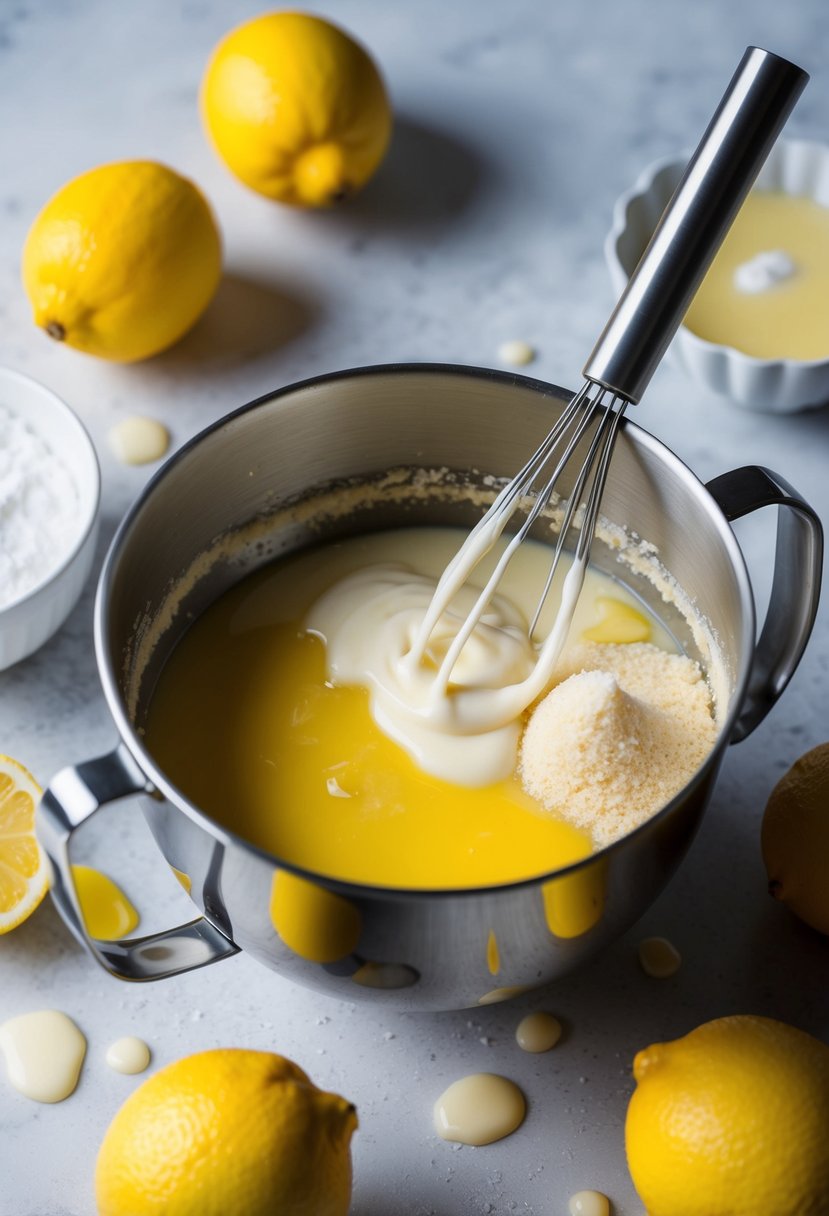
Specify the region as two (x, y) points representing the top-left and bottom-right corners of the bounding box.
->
(144, 526), (713, 889)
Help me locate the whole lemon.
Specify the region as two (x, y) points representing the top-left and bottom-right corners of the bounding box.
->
(201, 11), (392, 206)
(762, 741), (829, 934)
(625, 1014), (829, 1216)
(95, 1048), (357, 1216)
(23, 161), (221, 362)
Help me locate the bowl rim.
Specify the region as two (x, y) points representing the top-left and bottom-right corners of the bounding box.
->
(605, 137), (829, 372)
(0, 365), (101, 616)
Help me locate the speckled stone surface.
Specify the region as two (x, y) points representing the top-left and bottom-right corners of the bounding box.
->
(2, 3), (829, 1213)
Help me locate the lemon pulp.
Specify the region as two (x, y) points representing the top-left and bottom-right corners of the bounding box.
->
(0, 755), (49, 933)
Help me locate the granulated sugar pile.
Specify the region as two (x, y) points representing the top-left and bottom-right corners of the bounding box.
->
(519, 642), (717, 847)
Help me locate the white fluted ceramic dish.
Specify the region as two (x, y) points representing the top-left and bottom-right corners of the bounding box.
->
(606, 139), (829, 413)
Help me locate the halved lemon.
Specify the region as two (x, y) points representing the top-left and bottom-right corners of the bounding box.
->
(0, 755), (49, 933)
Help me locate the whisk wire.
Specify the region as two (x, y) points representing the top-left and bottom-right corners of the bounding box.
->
(408, 382), (593, 673)
(424, 382), (628, 696)
(495, 382), (592, 513)
(574, 393), (627, 563)
(527, 387), (627, 638)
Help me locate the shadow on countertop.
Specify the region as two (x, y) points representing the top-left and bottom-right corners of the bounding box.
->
(106, 116), (493, 381)
(0, 896), (80, 975)
(335, 114), (491, 234)
(131, 272), (320, 376)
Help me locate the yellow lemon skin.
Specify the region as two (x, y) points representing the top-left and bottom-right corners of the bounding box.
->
(95, 1048), (357, 1216)
(762, 741), (829, 935)
(23, 161), (221, 362)
(625, 1015), (829, 1216)
(201, 12), (392, 206)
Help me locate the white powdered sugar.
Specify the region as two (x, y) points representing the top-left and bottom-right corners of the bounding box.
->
(0, 402), (82, 608)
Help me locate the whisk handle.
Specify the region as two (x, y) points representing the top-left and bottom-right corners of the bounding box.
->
(583, 46), (808, 403)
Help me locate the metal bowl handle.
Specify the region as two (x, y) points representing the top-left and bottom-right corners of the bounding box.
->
(36, 743), (239, 981)
(706, 465), (823, 744)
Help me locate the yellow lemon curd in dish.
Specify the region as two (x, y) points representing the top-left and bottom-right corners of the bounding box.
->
(145, 528), (669, 889)
(684, 191), (829, 360)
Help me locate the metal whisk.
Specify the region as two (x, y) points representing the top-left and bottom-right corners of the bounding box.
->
(409, 47), (807, 702)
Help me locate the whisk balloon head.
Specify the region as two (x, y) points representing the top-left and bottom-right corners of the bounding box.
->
(408, 381), (629, 696)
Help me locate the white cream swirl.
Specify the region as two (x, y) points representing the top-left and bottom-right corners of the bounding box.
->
(306, 564), (542, 785)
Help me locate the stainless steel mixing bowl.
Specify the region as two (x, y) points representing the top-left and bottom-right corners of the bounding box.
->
(37, 365), (822, 1010)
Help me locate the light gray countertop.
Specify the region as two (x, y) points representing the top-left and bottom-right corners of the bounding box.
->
(2, 2), (828, 1213)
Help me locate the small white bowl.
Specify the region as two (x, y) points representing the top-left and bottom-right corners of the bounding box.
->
(0, 367), (100, 669)
(606, 138), (829, 413)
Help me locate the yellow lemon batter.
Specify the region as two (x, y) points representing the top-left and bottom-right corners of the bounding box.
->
(145, 528), (669, 889)
(685, 191), (829, 360)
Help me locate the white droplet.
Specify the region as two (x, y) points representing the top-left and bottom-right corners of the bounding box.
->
(569, 1190), (610, 1216)
(109, 416), (170, 466)
(105, 1036), (151, 1075)
(434, 1073), (526, 1145)
(0, 1010), (86, 1103)
(515, 1011), (562, 1053)
(497, 339), (536, 366)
